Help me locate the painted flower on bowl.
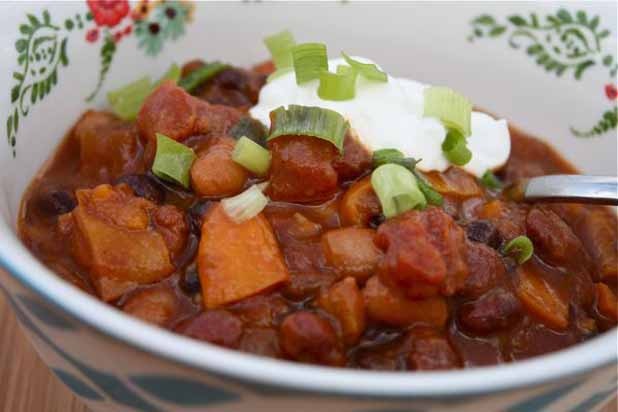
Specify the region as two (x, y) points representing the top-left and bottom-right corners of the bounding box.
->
(87, 0), (130, 28)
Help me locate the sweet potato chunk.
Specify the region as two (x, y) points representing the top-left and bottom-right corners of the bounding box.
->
(515, 266), (569, 330)
(268, 135), (339, 203)
(67, 185), (174, 301)
(339, 176), (381, 227)
(190, 137), (248, 197)
(375, 208), (468, 298)
(363, 276), (448, 327)
(198, 204), (289, 308)
(424, 167), (482, 199)
(595, 283), (618, 322)
(318, 277), (366, 345)
(74, 111), (144, 181)
(575, 208), (618, 282)
(321, 228), (381, 281)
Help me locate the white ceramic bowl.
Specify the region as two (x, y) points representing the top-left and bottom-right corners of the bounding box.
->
(0, 2), (616, 411)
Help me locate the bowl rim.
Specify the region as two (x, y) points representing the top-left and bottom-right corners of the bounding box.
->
(0, 224), (616, 399)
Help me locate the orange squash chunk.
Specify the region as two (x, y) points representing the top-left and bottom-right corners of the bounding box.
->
(198, 204), (289, 308)
(363, 276), (448, 327)
(595, 283), (618, 322)
(318, 277), (366, 345)
(515, 267), (569, 330)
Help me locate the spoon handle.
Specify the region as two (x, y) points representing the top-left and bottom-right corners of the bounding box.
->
(524, 175), (618, 205)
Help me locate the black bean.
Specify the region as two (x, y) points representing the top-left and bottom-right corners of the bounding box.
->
(187, 200), (214, 234)
(466, 220), (501, 249)
(36, 190), (76, 216)
(368, 214), (385, 229)
(115, 174), (165, 204)
(180, 263), (201, 294)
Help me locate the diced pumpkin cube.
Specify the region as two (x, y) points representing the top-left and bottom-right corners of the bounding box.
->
(515, 267), (569, 330)
(69, 185), (174, 301)
(339, 176), (381, 227)
(363, 276), (448, 327)
(198, 203), (289, 308)
(318, 277), (366, 345)
(321, 227), (381, 281)
(595, 283), (618, 322)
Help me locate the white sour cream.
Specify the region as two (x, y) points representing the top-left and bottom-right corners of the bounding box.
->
(250, 57), (510, 177)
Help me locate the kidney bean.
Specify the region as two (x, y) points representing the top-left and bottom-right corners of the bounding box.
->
(459, 288), (522, 334)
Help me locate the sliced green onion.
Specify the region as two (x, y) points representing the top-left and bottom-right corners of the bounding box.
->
(292, 43), (328, 84)
(371, 164), (426, 218)
(415, 172), (444, 206)
(268, 105), (349, 152)
(221, 184), (269, 223)
(178, 62), (228, 92)
(229, 117), (268, 145)
(318, 65), (357, 101)
(371, 148), (420, 172)
(502, 235), (534, 264)
(232, 136), (271, 176)
(107, 76), (153, 121)
(267, 67), (293, 83)
(152, 133), (197, 189)
(481, 170), (503, 190)
(373, 148), (405, 167)
(441, 131), (472, 166)
(341, 52), (388, 82)
(154, 63), (181, 88)
(264, 30), (296, 69)
(423, 86), (472, 139)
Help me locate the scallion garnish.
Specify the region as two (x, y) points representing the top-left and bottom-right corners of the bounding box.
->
(424, 86), (473, 166)
(481, 170), (503, 190)
(292, 43), (328, 84)
(424, 86), (472, 139)
(178, 62), (228, 92)
(152, 133), (197, 189)
(154, 63), (181, 88)
(341, 52), (388, 82)
(371, 163), (426, 218)
(229, 117), (268, 145)
(415, 172), (444, 206)
(268, 105), (349, 152)
(441, 131), (472, 166)
(232, 136), (271, 176)
(502, 235), (534, 264)
(318, 65), (357, 101)
(107, 76), (153, 121)
(264, 30), (296, 69)
(371, 148), (442, 205)
(108, 64), (181, 120)
(221, 184), (270, 224)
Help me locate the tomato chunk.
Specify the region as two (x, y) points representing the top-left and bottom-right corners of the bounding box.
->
(332, 133), (372, 182)
(198, 204), (289, 308)
(321, 227), (381, 281)
(375, 208), (468, 298)
(267, 135), (339, 203)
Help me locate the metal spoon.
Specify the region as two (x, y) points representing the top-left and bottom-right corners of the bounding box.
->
(511, 175), (618, 205)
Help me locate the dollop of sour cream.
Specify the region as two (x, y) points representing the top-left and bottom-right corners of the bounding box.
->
(250, 57), (510, 177)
